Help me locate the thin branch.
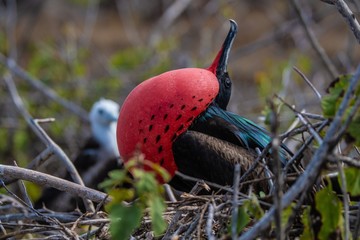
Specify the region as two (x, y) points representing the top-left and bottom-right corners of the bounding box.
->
(5, 0), (17, 60)
(293, 66), (322, 100)
(149, 0), (192, 46)
(284, 120), (329, 172)
(80, 0), (99, 47)
(205, 203), (215, 240)
(164, 184), (177, 202)
(269, 100), (284, 240)
(0, 181), (76, 239)
(231, 164), (241, 239)
(291, 0), (338, 78)
(0, 53), (89, 122)
(240, 63), (360, 239)
(14, 164), (33, 208)
(276, 95), (324, 144)
(0, 211), (82, 223)
(0, 164), (110, 204)
(327, 0), (360, 44)
(353, 201), (360, 239)
(3, 73), (94, 212)
(327, 154), (360, 168)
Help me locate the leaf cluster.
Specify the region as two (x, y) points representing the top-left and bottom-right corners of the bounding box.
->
(99, 155), (170, 239)
(321, 74), (360, 145)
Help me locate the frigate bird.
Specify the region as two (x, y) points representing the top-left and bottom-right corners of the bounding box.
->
(116, 20), (294, 193)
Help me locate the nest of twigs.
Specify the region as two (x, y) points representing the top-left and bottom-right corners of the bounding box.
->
(1, 99), (360, 239)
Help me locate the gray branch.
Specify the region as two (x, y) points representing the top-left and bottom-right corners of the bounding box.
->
(0, 164), (110, 204)
(328, 0), (360, 44)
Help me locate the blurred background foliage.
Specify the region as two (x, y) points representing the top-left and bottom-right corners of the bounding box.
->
(0, 0), (359, 174)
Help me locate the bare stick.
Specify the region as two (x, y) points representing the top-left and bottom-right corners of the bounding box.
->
(328, 154), (360, 168)
(269, 100), (284, 240)
(5, 0), (17, 60)
(284, 120), (329, 172)
(13, 161), (33, 208)
(231, 164), (241, 239)
(0, 164), (110, 204)
(164, 184), (177, 202)
(327, 0), (360, 44)
(240, 64), (360, 239)
(206, 204), (215, 240)
(80, 0), (99, 47)
(0, 181), (76, 239)
(291, 0), (338, 78)
(276, 95), (324, 144)
(149, 0), (192, 46)
(353, 201), (360, 239)
(293, 66), (322, 100)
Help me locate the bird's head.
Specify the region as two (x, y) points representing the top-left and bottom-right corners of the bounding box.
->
(90, 99), (120, 127)
(207, 20), (237, 110)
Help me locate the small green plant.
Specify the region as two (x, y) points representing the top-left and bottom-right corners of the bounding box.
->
(300, 183), (343, 240)
(230, 193), (264, 234)
(99, 154), (170, 239)
(321, 74), (360, 145)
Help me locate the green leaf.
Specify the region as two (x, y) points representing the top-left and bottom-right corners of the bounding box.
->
(340, 167), (360, 196)
(321, 75), (351, 117)
(98, 170), (128, 191)
(134, 170), (158, 195)
(235, 205), (250, 234)
(243, 194), (264, 219)
(109, 188), (135, 203)
(281, 203), (295, 229)
(321, 74), (360, 145)
(148, 195), (167, 235)
(347, 113), (360, 145)
(316, 185), (343, 240)
(300, 206), (315, 240)
(110, 203), (143, 240)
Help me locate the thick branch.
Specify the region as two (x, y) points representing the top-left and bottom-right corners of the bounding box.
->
(0, 164), (110, 204)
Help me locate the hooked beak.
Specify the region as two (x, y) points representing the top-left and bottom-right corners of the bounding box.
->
(207, 20), (238, 110)
(208, 19), (238, 75)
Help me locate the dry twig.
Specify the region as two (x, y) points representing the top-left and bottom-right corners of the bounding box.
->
(323, 0), (360, 44)
(291, 0), (338, 78)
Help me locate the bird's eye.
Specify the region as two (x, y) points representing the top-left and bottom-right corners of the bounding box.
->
(98, 109), (104, 115)
(225, 77), (231, 88)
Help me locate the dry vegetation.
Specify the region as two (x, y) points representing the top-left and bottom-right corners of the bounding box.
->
(1, 0), (360, 239)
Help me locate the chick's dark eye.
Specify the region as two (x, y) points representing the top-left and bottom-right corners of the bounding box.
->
(98, 109), (104, 115)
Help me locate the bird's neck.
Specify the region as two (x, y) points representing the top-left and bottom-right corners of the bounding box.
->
(91, 122), (119, 158)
